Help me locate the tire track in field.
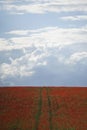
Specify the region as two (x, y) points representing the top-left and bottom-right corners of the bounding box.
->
(46, 87), (53, 130)
(34, 88), (42, 130)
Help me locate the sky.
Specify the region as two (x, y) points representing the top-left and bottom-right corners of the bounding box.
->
(0, 0), (87, 86)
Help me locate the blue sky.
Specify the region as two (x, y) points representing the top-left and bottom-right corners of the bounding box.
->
(0, 0), (87, 86)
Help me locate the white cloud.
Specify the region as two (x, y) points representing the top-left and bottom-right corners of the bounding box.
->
(0, 49), (48, 79)
(2, 0), (87, 5)
(66, 52), (87, 64)
(0, 26), (87, 52)
(0, 62), (35, 79)
(0, 63), (18, 78)
(0, 26), (87, 84)
(61, 15), (87, 21)
(4, 4), (45, 14)
(1, 0), (87, 14)
(7, 30), (29, 35)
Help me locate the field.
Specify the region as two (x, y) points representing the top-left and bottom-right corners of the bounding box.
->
(0, 87), (87, 130)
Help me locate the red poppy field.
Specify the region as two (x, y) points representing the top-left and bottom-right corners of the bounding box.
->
(0, 87), (87, 130)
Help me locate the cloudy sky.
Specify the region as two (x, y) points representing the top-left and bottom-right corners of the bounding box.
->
(0, 0), (87, 86)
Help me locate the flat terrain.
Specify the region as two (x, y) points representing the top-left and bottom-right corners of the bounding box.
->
(0, 87), (87, 130)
